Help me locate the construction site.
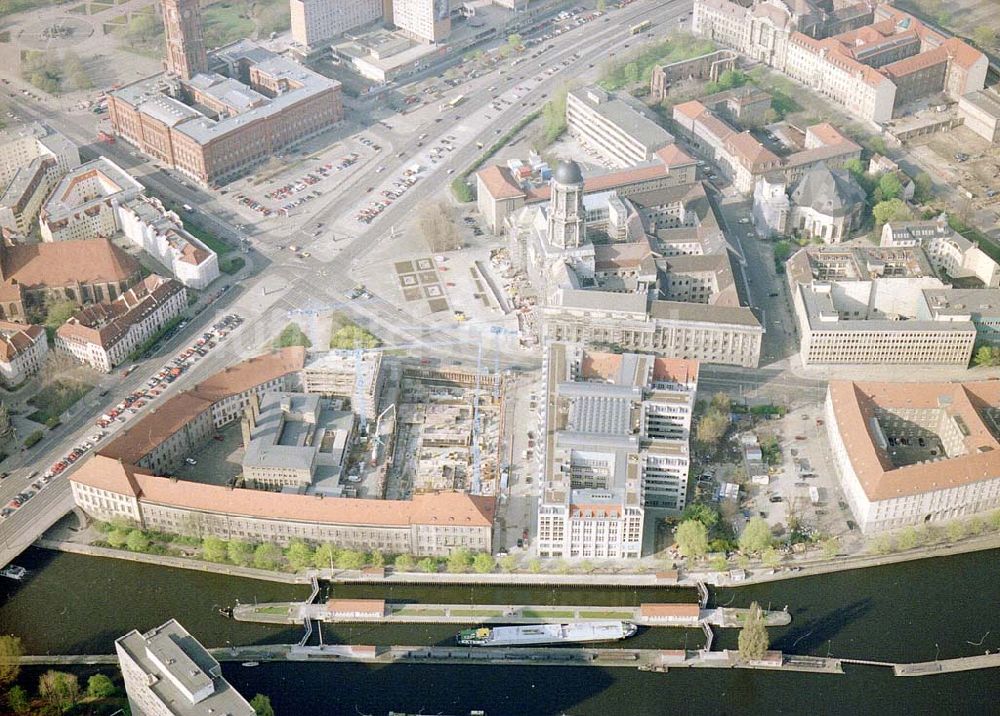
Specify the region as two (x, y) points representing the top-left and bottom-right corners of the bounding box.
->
(386, 364), (508, 501)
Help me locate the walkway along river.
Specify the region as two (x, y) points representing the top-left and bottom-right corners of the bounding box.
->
(2, 546), (999, 714)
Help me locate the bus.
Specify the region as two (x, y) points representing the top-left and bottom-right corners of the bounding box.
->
(629, 19), (652, 34)
(439, 94), (466, 112)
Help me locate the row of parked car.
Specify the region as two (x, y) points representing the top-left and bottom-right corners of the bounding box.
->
(356, 170), (421, 224)
(0, 314), (245, 522)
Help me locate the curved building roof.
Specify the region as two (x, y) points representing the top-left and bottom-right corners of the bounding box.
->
(553, 160), (583, 185)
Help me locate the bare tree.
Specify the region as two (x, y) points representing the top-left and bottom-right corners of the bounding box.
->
(418, 202), (462, 253)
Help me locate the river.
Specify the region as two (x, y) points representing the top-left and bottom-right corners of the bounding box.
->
(2, 546), (999, 715)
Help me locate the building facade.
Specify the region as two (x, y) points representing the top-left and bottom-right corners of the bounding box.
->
(291, 0), (383, 47)
(0, 321), (47, 387)
(825, 380), (1000, 534)
(536, 345), (699, 561)
(0, 124), (80, 236)
(880, 215), (1000, 288)
(55, 275), (187, 373)
(958, 89), (1000, 144)
(302, 349), (385, 420)
(392, 0), (450, 44)
(565, 87), (675, 168)
(116, 619), (254, 716)
(39, 157), (144, 242)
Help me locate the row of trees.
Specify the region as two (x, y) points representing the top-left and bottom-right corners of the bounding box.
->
(869, 511), (1000, 555)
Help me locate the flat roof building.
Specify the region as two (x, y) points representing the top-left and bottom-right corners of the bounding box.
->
(958, 89), (1000, 144)
(536, 344), (699, 561)
(39, 157), (143, 243)
(825, 380), (1000, 534)
(0, 123), (80, 235)
(566, 86), (675, 168)
(291, 0), (383, 48)
(116, 619), (254, 716)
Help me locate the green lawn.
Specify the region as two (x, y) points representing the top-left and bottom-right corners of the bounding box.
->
(582, 610), (633, 619)
(394, 607), (447, 617)
(220, 255), (245, 275)
(27, 379), (94, 424)
(522, 609), (576, 619)
(1, 0), (74, 19)
(184, 220), (232, 256)
(451, 608), (505, 617)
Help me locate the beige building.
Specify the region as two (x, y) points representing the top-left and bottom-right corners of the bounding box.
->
(958, 89), (1000, 144)
(787, 246), (981, 365)
(536, 344), (699, 560)
(71, 454), (494, 555)
(0, 321), (47, 387)
(55, 275), (186, 373)
(880, 215), (1000, 288)
(673, 96), (861, 194)
(694, 0), (986, 123)
(302, 349), (385, 420)
(116, 619), (254, 716)
(39, 157), (144, 243)
(475, 145), (699, 234)
(291, 0), (383, 48)
(392, 0), (450, 44)
(0, 124), (80, 236)
(825, 380), (1000, 534)
(565, 86), (675, 168)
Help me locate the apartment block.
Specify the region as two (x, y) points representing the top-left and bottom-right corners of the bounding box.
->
(116, 196), (219, 290)
(536, 344), (699, 560)
(392, 0), (450, 44)
(565, 87), (675, 168)
(116, 619), (254, 716)
(0, 124), (80, 235)
(0, 321), (47, 387)
(39, 157), (143, 242)
(55, 275), (187, 373)
(291, 0), (382, 47)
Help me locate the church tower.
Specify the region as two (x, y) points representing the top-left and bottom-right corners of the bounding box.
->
(548, 160), (585, 249)
(162, 0), (208, 79)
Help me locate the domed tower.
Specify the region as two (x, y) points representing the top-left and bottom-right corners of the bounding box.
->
(548, 160), (585, 249)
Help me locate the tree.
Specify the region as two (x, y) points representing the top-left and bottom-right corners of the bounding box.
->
(872, 198), (912, 227)
(968, 516), (985, 536)
(528, 558), (542, 573)
(913, 172), (933, 203)
(973, 346), (1000, 367)
(107, 528), (130, 548)
(39, 670), (79, 711)
(285, 540), (314, 571)
(946, 520), (967, 542)
(43, 298), (78, 330)
(596, 0), (606, 10)
(708, 555), (729, 572)
(472, 552), (496, 573)
(394, 553), (415, 572)
(0, 635), (23, 686)
(202, 536), (228, 563)
(896, 526), (919, 550)
(870, 534), (894, 555)
(843, 157), (865, 177)
(710, 392), (732, 413)
(418, 557), (438, 573)
(416, 201), (462, 254)
(674, 519), (709, 559)
(973, 25), (996, 49)
(738, 517), (772, 554)
(86, 673), (116, 699)
(737, 602), (770, 661)
(251, 693), (275, 716)
(507, 33), (522, 49)
(696, 410), (728, 444)
(335, 549), (365, 570)
(330, 322), (381, 350)
(447, 547), (473, 573)
(126, 529), (150, 552)
(874, 172), (903, 202)
(682, 503), (719, 529)
(761, 546), (782, 568)
(228, 540), (256, 567)
(7, 685), (29, 714)
(821, 537), (840, 558)
(368, 549), (385, 568)
(274, 322), (311, 349)
(253, 543), (283, 570)
(498, 554), (516, 572)
(623, 62), (640, 85)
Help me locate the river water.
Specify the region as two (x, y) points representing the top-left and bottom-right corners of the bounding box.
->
(2, 547), (999, 715)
